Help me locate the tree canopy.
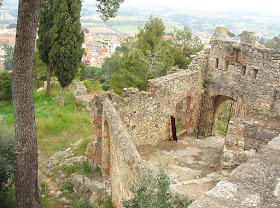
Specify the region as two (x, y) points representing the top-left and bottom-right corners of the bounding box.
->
(265, 38), (276, 48)
(96, 0), (124, 21)
(105, 16), (203, 94)
(37, 0), (54, 66)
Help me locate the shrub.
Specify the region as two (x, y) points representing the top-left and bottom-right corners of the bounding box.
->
(122, 167), (192, 208)
(83, 80), (102, 94)
(0, 125), (16, 207)
(80, 66), (104, 81)
(0, 71), (12, 101)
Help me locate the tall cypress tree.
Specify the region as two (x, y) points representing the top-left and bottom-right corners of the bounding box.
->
(49, 0), (84, 106)
(37, 0), (54, 95)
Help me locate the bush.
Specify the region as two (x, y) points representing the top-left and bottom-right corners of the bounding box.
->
(80, 66), (104, 81)
(0, 71), (12, 101)
(122, 167), (192, 208)
(0, 125), (16, 207)
(83, 80), (103, 94)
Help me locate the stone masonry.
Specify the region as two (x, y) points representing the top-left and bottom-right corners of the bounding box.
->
(90, 27), (280, 207)
(190, 136), (280, 208)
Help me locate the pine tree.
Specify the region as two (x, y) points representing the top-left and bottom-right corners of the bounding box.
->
(49, 0), (84, 106)
(37, 0), (54, 95)
(12, 0), (42, 206)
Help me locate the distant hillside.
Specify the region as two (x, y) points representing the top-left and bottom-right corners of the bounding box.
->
(1, 1), (279, 38)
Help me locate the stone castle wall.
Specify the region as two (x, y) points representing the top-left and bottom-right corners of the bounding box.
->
(89, 27), (280, 207)
(114, 69), (203, 146)
(206, 28), (280, 119)
(94, 53), (205, 146)
(95, 97), (144, 207)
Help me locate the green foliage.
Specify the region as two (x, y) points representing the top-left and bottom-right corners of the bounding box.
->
(264, 38), (276, 48)
(109, 18), (203, 94)
(2, 44), (14, 71)
(71, 199), (95, 208)
(33, 50), (47, 89)
(176, 117), (184, 133)
(96, 0), (124, 21)
(172, 26), (203, 69)
(102, 54), (121, 80)
(37, 0), (54, 66)
(74, 137), (95, 156)
(216, 101), (230, 136)
(122, 168), (192, 208)
(0, 71), (12, 101)
(2, 44), (14, 57)
(4, 57), (13, 71)
(0, 86), (93, 164)
(83, 80), (103, 94)
(81, 66), (104, 81)
(0, 125), (16, 208)
(0, 185), (16, 208)
(228, 31), (235, 37)
(49, 0), (84, 88)
(110, 17), (175, 93)
(56, 162), (91, 178)
(137, 16), (165, 52)
(60, 183), (74, 193)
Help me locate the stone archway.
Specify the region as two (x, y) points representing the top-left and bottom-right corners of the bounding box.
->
(211, 95), (234, 136)
(197, 93), (244, 137)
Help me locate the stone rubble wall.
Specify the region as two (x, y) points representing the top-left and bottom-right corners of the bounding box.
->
(102, 98), (145, 208)
(108, 52), (205, 146)
(70, 82), (92, 111)
(89, 27), (280, 207)
(92, 68), (204, 146)
(206, 28), (280, 119)
(221, 117), (280, 169)
(243, 120), (280, 150)
(221, 118), (247, 169)
(189, 136), (280, 208)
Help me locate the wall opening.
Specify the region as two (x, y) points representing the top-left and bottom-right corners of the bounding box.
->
(252, 68), (258, 79)
(102, 120), (110, 176)
(175, 96), (191, 136)
(241, 65), (246, 76)
(233, 48), (241, 62)
(212, 96), (243, 136)
(225, 61), (229, 70)
(215, 58), (219, 69)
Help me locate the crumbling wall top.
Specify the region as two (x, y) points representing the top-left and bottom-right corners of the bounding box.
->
(214, 26), (228, 40)
(240, 31), (256, 45)
(274, 36), (280, 49)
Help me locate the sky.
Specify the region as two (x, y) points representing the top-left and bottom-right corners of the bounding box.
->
(88, 0), (280, 15)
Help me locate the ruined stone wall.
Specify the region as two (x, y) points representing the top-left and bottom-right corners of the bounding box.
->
(206, 29), (280, 119)
(102, 98), (144, 208)
(106, 53), (205, 146)
(190, 136), (280, 208)
(243, 119), (280, 150)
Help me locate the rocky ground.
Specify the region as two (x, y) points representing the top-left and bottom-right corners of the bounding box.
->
(39, 139), (108, 207)
(137, 135), (232, 199)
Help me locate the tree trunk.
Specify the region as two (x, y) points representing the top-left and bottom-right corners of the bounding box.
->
(46, 64), (51, 95)
(12, 0), (42, 207)
(60, 87), (66, 106)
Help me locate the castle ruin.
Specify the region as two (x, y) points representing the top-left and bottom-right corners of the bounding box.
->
(90, 27), (280, 207)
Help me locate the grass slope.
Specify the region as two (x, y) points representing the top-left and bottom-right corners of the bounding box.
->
(0, 85), (93, 167)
